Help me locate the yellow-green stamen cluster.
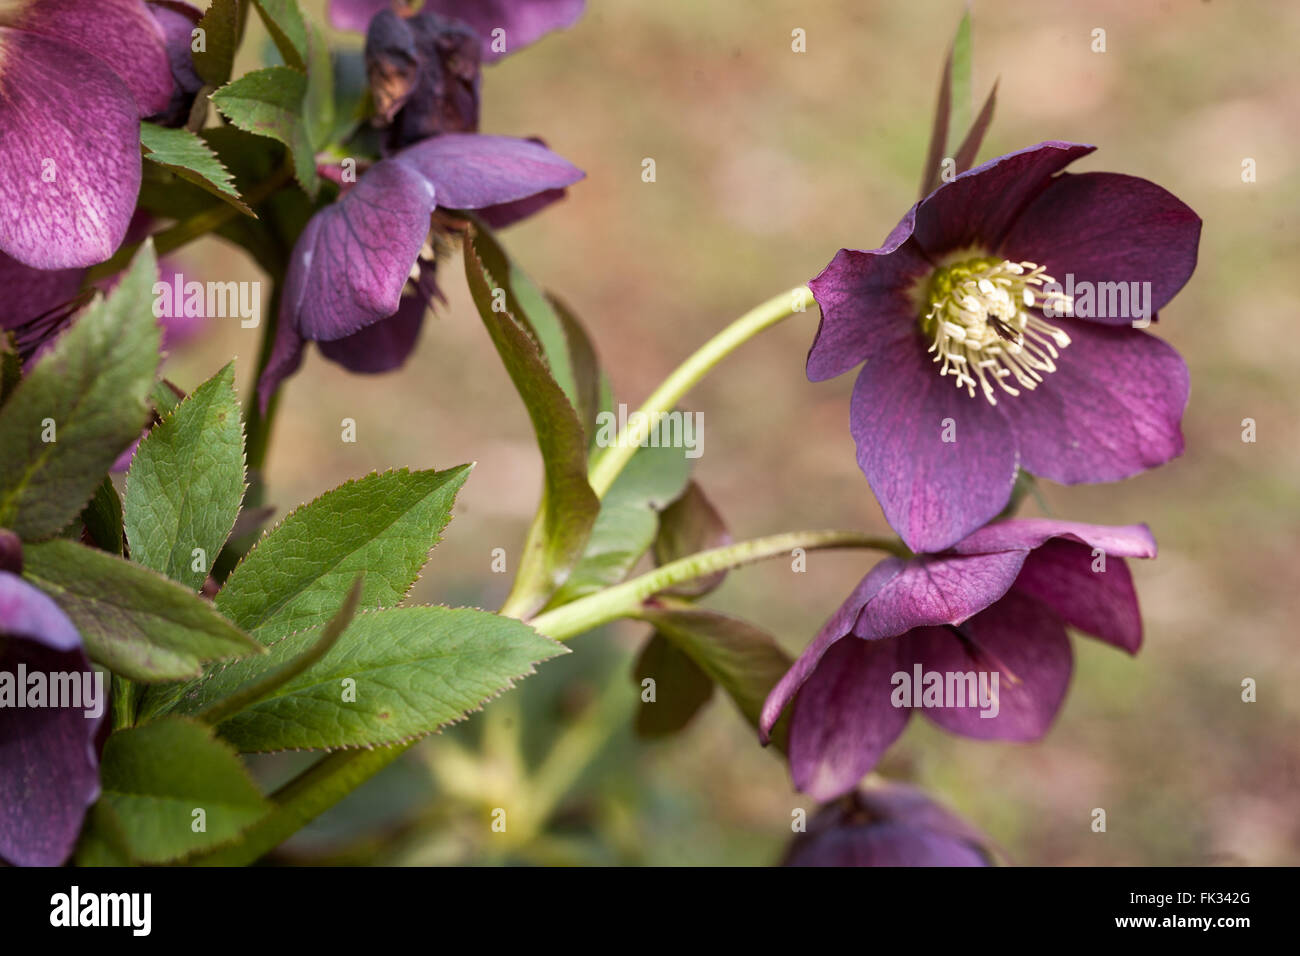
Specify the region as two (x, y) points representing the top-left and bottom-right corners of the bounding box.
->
(920, 257), (1073, 405)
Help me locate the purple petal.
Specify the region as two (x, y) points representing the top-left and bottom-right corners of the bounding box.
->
(907, 589), (1073, 741)
(476, 187), (569, 229)
(1000, 172), (1201, 325)
(853, 550), (1029, 638)
(952, 517), (1157, 560)
(760, 558), (904, 741)
(256, 306), (308, 414)
(911, 142), (1095, 256)
(1011, 539), (1144, 652)
(996, 317), (1189, 484)
(788, 635), (911, 801)
(785, 821), (989, 867)
(806, 211), (932, 382)
(0, 28), (142, 268)
(421, 0), (584, 63)
(849, 335), (1019, 553)
(0, 572), (101, 867)
(393, 133), (584, 210)
(317, 286), (429, 373)
(147, 1), (205, 127)
(0, 252), (83, 331)
(286, 159), (437, 343)
(8, 0), (173, 117)
(329, 0), (395, 33)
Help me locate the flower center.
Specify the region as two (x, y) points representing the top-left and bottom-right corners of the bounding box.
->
(919, 256), (1073, 405)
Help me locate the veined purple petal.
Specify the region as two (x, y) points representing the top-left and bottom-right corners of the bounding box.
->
(1000, 172), (1202, 325)
(788, 635), (911, 801)
(393, 133), (584, 210)
(0, 252), (83, 331)
(906, 590), (1073, 741)
(0, 571), (102, 867)
(317, 263), (441, 373)
(852, 550), (1028, 638)
(3, 0), (173, 117)
(911, 141), (1095, 256)
(286, 159), (437, 343)
(996, 317), (1189, 484)
(951, 517), (1157, 561)
(849, 336), (1019, 553)
(0, 29), (143, 268)
(1011, 539), (1144, 652)
(806, 211), (931, 382)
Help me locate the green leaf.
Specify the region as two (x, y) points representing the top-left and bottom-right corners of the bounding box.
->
(73, 801), (134, 867)
(215, 466), (472, 643)
(633, 632), (713, 737)
(0, 244), (160, 540)
(252, 0), (309, 71)
(635, 605), (793, 749)
(192, 0), (246, 88)
(919, 9), (996, 195)
(464, 234), (598, 615)
(549, 292), (603, 439)
(653, 481), (731, 597)
(211, 66), (318, 196)
(169, 607), (566, 752)
(946, 10), (973, 152)
(546, 441), (690, 607)
(140, 122), (251, 215)
(304, 21), (336, 150)
(80, 477), (124, 555)
(124, 362), (246, 590)
(22, 539), (263, 682)
(98, 717), (270, 863)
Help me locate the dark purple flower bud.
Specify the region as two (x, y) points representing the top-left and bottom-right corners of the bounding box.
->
(366, 8), (483, 151)
(762, 518), (1156, 801)
(807, 142), (1201, 553)
(784, 783), (992, 867)
(146, 0), (205, 128)
(0, 531), (21, 575)
(0, 571), (103, 866)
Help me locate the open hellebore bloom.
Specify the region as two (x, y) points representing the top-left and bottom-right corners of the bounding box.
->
(760, 518), (1156, 802)
(783, 782), (992, 867)
(0, 0), (172, 268)
(809, 142), (1200, 553)
(0, 567), (104, 867)
(256, 134), (584, 409)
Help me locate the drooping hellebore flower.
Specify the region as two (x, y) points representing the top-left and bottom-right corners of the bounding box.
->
(783, 782), (992, 867)
(0, 567), (104, 867)
(760, 518), (1156, 801)
(809, 142), (1200, 553)
(257, 133), (585, 409)
(0, 0), (173, 268)
(146, 0), (205, 128)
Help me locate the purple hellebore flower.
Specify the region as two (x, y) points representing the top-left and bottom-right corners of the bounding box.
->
(0, 0), (173, 268)
(760, 518), (1156, 802)
(783, 782), (992, 867)
(257, 133), (585, 410)
(809, 142), (1200, 553)
(147, 0), (205, 128)
(0, 568), (104, 867)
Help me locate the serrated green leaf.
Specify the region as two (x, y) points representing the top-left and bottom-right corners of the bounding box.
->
(169, 607), (565, 752)
(98, 717), (269, 863)
(252, 0), (308, 71)
(124, 362), (246, 590)
(464, 236), (598, 615)
(215, 466), (472, 643)
(0, 244), (160, 540)
(141, 122), (251, 215)
(211, 66), (318, 196)
(81, 477), (124, 555)
(22, 539), (263, 682)
(633, 632), (713, 738)
(635, 605), (793, 749)
(192, 0), (245, 87)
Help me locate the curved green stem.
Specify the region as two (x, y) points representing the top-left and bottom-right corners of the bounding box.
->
(528, 529), (907, 642)
(586, 285), (814, 498)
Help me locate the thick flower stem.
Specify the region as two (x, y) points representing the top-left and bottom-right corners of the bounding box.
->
(528, 530), (907, 642)
(586, 285), (815, 498)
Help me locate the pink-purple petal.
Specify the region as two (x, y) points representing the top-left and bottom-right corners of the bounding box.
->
(393, 133), (584, 210)
(421, 0), (585, 63)
(329, 0), (398, 33)
(317, 286), (429, 373)
(849, 337), (1020, 553)
(1000, 172), (1202, 325)
(1011, 539), (1144, 652)
(0, 28), (143, 268)
(951, 517), (1157, 560)
(906, 590), (1073, 741)
(996, 317), (1189, 484)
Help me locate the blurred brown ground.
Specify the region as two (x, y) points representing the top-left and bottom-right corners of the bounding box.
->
(173, 0), (1300, 864)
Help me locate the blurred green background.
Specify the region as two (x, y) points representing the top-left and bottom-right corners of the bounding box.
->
(173, 0), (1300, 864)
